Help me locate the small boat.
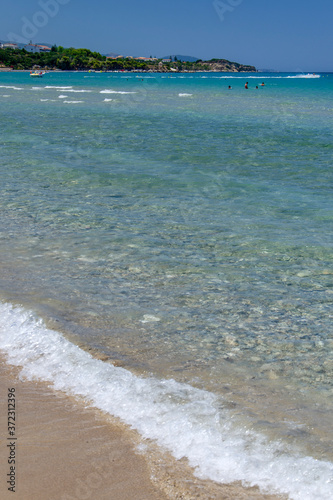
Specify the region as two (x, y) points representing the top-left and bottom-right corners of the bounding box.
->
(30, 71), (44, 77)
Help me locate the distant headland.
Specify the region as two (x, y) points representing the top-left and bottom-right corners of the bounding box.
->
(0, 43), (257, 72)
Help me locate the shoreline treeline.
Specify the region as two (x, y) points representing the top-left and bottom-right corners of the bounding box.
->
(0, 45), (256, 72)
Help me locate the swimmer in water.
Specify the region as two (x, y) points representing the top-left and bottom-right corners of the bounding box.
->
(245, 82), (248, 89)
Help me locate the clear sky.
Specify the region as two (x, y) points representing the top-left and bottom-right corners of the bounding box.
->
(1, 0), (332, 71)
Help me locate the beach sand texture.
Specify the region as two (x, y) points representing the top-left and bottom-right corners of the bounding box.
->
(0, 359), (168, 500)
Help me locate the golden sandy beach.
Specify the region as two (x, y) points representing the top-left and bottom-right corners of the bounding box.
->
(0, 358), (168, 500)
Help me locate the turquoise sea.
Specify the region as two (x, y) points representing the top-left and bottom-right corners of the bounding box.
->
(0, 70), (333, 499)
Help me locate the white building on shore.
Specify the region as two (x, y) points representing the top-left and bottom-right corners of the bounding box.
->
(0, 43), (19, 49)
(23, 43), (51, 53)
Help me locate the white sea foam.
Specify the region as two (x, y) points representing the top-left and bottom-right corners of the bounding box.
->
(63, 100), (84, 104)
(58, 95), (68, 98)
(100, 89), (137, 94)
(287, 74), (321, 78)
(140, 314), (161, 323)
(44, 86), (73, 89)
(0, 85), (23, 90)
(56, 89), (92, 93)
(216, 74), (321, 79)
(103, 98), (113, 102)
(0, 302), (332, 500)
(178, 93), (193, 97)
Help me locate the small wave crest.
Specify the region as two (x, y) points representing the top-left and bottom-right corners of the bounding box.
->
(56, 89), (92, 93)
(0, 85), (23, 90)
(287, 74), (321, 78)
(0, 302), (332, 500)
(100, 89), (137, 94)
(44, 86), (73, 89)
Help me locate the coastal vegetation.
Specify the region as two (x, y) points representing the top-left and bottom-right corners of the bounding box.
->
(0, 45), (256, 72)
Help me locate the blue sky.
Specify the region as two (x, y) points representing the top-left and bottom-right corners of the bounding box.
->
(1, 0), (332, 71)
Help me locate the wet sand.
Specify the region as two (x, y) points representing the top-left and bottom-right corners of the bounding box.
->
(0, 358), (168, 500)
(0, 356), (285, 500)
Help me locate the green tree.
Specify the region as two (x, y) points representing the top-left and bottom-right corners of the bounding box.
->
(57, 56), (72, 70)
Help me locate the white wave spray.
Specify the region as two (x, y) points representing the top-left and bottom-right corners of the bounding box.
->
(0, 302), (332, 500)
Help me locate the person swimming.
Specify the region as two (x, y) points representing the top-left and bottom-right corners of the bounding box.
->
(245, 82), (248, 89)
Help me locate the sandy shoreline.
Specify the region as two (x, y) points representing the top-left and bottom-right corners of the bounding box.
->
(0, 358), (169, 500)
(0, 355), (285, 500)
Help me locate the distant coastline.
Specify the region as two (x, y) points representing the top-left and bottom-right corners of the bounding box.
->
(0, 45), (256, 73)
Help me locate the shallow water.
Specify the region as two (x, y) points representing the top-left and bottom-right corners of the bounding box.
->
(0, 71), (333, 499)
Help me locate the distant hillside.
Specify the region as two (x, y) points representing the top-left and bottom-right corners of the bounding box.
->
(0, 40), (52, 49)
(198, 58), (256, 72)
(162, 55), (199, 62)
(258, 68), (278, 73)
(103, 52), (120, 58)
